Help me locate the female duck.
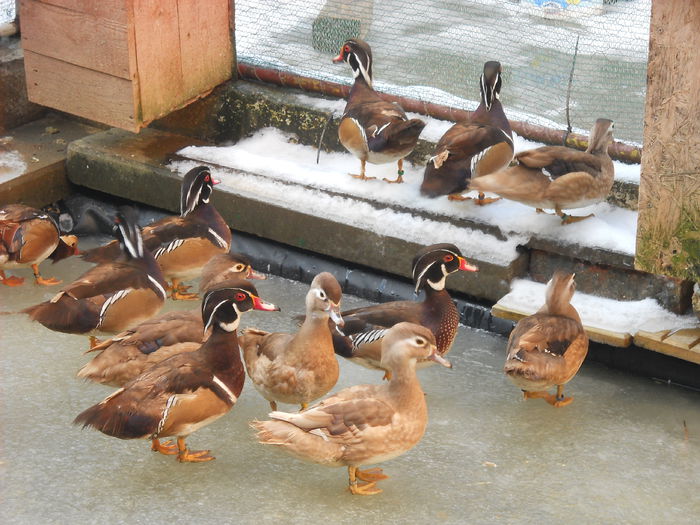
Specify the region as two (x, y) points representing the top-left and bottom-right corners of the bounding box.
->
(252, 322), (451, 495)
(333, 39), (425, 183)
(504, 272), (588, 406)
(470, 118), (615, 224)
(74, 283), (279, 461)
(241, 272), (343, 411)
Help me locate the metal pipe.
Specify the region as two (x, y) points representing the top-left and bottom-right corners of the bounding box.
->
(237, 62), (642, 164)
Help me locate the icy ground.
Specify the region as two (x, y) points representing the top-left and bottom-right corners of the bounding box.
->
(175, 125), (639, 263)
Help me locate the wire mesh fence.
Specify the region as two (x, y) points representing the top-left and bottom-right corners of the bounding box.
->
(235, 0), (650, 145)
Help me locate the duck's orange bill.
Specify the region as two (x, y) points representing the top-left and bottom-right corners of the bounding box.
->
(332, 50), (345, 63)
(212, 179), (221, 185)
(458, 257), (479, 272)
(252, 296), (280, 311)
(246, 268), (267, 280)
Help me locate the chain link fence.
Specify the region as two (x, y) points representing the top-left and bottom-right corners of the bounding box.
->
(236, 0), (650, 145)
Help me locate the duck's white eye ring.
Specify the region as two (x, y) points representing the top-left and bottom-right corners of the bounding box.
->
(317, 289), (327, 300)
(234, 264), (245, 272)
(415, 337), (426, 346)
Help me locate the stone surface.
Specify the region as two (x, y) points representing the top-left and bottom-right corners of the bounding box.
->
(0, 113), (101, 207)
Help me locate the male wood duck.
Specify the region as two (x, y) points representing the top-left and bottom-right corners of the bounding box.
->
(333, 243), (477, 378)
(333, 39), (426, 183)
(74, 283), (279, 462)
(0, 204), (79, 286)
(470, 118), (615, 224)
(22, 207), (167, 347)
(240, 272), (343, 411)
(84, 166), (231, 299)
(421, 61), (514, 204)
(504, 272), (588, 407)
(252, 322), (451, 495)
(77, 253), (266, 387)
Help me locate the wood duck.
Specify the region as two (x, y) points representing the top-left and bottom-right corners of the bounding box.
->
(252, 322), (451, 495)
(504, 272), (588, 407)
(74, 283), (279, 462)
(22, 207), (167, 347)
(333, 39), (426, 183)
(470, 118), (615, 224)
(77, 253), (266, 387)
(421, 61), (514, 204)
(240, 272), (343, 411)
(333, 243), (478, 378)
(84, 166), (232, 299)
(0, 204), (79, 286)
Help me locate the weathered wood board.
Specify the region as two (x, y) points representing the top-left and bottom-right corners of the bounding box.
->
(636, 1), (700, 282)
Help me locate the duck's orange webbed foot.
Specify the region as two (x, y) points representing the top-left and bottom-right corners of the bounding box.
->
(356, 467), (389, 482)
(176, 437), (214, 462)
(348, 466), (383, 495)
(151, 438), (178, 455)
(383, 170), (404, 184)
(170, 279), (199, 301)
(32, 264), (61, 285)
(447, 193), (471, 202)
(0, 275), (25, 286)
(89, 336), (102, 349)
(560, 213), (594, 225)
(474, 193), (501, 206)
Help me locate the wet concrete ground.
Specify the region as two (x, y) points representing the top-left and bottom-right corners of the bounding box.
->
(1, 246), (699, 524)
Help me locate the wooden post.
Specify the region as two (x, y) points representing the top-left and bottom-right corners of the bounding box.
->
(636, 0), (700, 283)
(230, 0), (237, 80)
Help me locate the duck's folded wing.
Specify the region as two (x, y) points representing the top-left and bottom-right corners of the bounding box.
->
(517, 147), (602, 179)
(507, 315), (584, 359)
(341, 301), (422, 328)
(62, 261), (155, 299)
(145, 217), (228, 255)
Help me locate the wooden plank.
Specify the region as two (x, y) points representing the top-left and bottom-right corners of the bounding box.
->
(24, 51), (137, 131)
(20, 0), (130, 79)
(131, 0), (184, 123)
(636, 1), (700, 282)
(491, 304), (632, 347)
(28, 0), (128, 23)
(635, 329), (700, 365)
(176, 0), (233, 99)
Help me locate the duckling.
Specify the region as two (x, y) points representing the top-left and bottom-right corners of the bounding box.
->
(333, 243), (477, 377)
(74, 283), (279, 462)
(240, 272), (343, 411)
(251, 322), (451, 495)
(333, 39), (426, 183)
(504, 272), (588, 407)
(0, 204), (79, 286)
(84, 166), (231, 299)
(421, 61), (513, 204)
(22, 207), (167, 348)
(77, 252), (266, 387)
(469, 118), (615, 224)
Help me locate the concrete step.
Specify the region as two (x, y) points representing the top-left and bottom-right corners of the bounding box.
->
(0, 113), (102, 207)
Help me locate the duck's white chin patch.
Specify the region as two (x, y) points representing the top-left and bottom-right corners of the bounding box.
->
(218, 318), (240, 332)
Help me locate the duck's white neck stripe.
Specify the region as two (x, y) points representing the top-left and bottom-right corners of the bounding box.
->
(212, 375), (237, 404)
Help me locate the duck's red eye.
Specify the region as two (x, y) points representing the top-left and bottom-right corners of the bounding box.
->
(443, 255), (454, 262)
(234, 292), (246, 302)
(344, 45), (351, 53)
(204, 175), (211, 182)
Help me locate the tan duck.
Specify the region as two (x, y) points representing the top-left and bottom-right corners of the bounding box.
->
(22, 207), (167, 348)
(84, 166), (231, 299)
(421, 61), (514, 204)
(74, 283), (279, 462)
(251, 322), (451, 495)
(333, 39), (426, 183)
(470, 118), (615, 224)
(77, 253), (266, 387)
(504, 272), (588, 407)
(333, 243), (477, 378)
(0, 204), (79, 286)
(241, 272), (343, 411)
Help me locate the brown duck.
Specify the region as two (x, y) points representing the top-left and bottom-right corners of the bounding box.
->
(77, 252), (266, 387)
(333, 243), (477, 378)
(84, 166), (231, 299)
(251, 322), (451, 495)
(470, 118), (615, 224)
(74, 283), (279, 462)
(421, 61), (514, 204)
(503, 272), (588, 407)
(240, 272), (343, 411)
(22, 207), (167, 348)
(0, 204), (79, 286)
(333, 39), (426, 183)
